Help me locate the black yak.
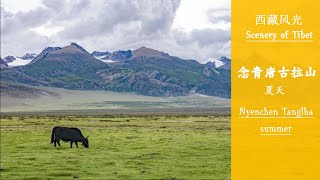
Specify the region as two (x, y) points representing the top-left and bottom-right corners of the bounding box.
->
(50, 126), (89, 148)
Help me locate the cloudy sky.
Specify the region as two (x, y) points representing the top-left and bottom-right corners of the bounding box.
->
(1, 0), (230, 63)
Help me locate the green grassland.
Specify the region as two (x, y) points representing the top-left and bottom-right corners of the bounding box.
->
(0, 115), (230, 179)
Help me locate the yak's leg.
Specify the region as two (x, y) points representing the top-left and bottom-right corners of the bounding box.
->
(57, 141), (61, 147)
(54, 141), (57, 147)
(70, 141), (73, 148)
(75, 142), (78, 148)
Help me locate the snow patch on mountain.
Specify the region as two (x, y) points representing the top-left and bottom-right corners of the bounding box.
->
(206, 57), (224, 68)
(94, 55), (107, 60)
(8, 57), (32, 67)
(91, 55), (116, 63)
(100, 59), (116, 63)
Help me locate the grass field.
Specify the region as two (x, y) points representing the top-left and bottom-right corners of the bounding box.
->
(0, 115), (230, 179)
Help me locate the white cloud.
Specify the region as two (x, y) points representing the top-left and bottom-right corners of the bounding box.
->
(1, 0), (230, 62)
(1, 0), (44, 13)
(30, 23), (64, 37)
(172, 0), (230, 31)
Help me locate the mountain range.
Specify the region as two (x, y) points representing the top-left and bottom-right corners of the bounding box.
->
(1, 43), (230, 98)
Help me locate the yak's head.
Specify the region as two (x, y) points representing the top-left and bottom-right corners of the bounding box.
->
(82, 136), (89, 148)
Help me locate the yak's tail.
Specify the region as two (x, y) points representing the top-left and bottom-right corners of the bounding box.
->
(50, 131), (55, 144)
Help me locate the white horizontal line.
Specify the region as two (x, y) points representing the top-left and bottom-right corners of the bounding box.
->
(246, 40), (313, 42)
(239, 117), (313, 119)
(260, 134), (292, 136)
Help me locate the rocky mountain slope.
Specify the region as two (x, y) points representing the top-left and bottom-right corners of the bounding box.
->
(0, 58), (8, 69)
(21, 53), (37, 60)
